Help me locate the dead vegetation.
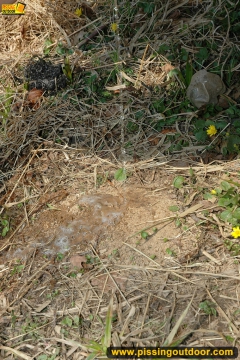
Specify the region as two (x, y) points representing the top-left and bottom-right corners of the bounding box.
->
(1, 0), (240, 359)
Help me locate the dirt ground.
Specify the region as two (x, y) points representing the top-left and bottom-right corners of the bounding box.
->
(4, 171), (180, 264)
(1, 158), (240, 359)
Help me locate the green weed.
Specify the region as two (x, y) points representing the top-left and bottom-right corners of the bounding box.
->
(166, 248), (176, 257)
(43, 38), (54, 56)
(0, 217), (10, 236)
(11, 261), (24, 276)
(84, 296), (113, 360)
(114, 168), (127, 181)
(199, 300), (217, 316)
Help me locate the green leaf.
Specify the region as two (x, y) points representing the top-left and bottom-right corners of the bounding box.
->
(37, 355), (48, 360)
(73, 315), (80, 325)
(88, 340), (102, 351)
(43, 38), (53, 55)
(62, 57), (72, 82)
(175, 219), (181, 227)
(166, 248), (174, 256)
(56, 43), (65, 55)
(189, 167), (194, 177)
(173, 176), (184, 189)
(227, 135), (240, 152)
(1, 219), (9, 226)
(2, 226), (9, 237)
(220, 181), (232, 191)
(61, 316), (72, 327)
(141, 231), (149, 239)
(114, 168), (127, 181)
(203, 192), (212, 200)
(104, 296), (113, 349)
(168, 68), (179, 78)
(169, 205), (179, 212)
(225, 335), (234, 343)
(219, 209), (233, 222)
(196, 47), (209, 63)
(194, 130), (208, 142)
(185, 58), (193, 86)
(233, 208), (240, 220)
(218, 197), (233, 207)
(164, 297), (194, 346)
(86, 353), (98, 360)
(199, 300), (216, 316)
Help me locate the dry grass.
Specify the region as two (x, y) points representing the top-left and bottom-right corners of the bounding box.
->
(0, 0), (240, 359)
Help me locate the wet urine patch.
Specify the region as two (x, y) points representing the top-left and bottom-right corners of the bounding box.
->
(3, 182), (182, 266)
(45, 193), (125, 255)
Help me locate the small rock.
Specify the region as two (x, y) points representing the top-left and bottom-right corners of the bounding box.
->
(187, 69), (226, 108)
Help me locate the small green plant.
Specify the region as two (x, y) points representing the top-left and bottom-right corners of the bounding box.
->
(0, 218), (10, 236)
(233, 309), (240, 317)
(62, 56), (73, 83)
(166, 248), (176, 257)
(211, 180), (240, 226)
(173, 176), (184, 189)
(114, 168), (127, 181)
(185, 57), (193, 87)
(199, 300), (217, 316)
(61, 316), (73, 327)
(22, 317), (42, 339)
(195, 46), (209, 66)
(84, 296), (113, 360)
(55, 42), (73, 56)
(11, 261), (24, 276)
(169, 205), (179, 212)
(175, 218), (182, 228)
(56, 253), (64, 261)
(108, 249), (119, 259)
(86, 254), (100, 264)
(141, 231), (149, 240)
(204, 180), (240, 249)
(68, 272), (77, 278)
(224, 239), (240, 256)
(225, 335), (234, 343)
(46, 289), (60, 299)
(37, 352), (59, 360)
(43, 38), (53, 55)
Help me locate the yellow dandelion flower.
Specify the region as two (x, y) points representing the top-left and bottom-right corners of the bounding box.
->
(231, 226), (240, 239)
(111, 23), (118, 32)
(75, 7), (82, 17)
(206, 125), (217, 137)
(211, 189), (217, 195)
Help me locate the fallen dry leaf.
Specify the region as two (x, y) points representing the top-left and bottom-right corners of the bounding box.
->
(148, 135), (161, 146)
(27, 88), (44, 109)
(161, 64), (175, 74)
(167, 9), (181, 20)
(69, 255), (86, 269)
